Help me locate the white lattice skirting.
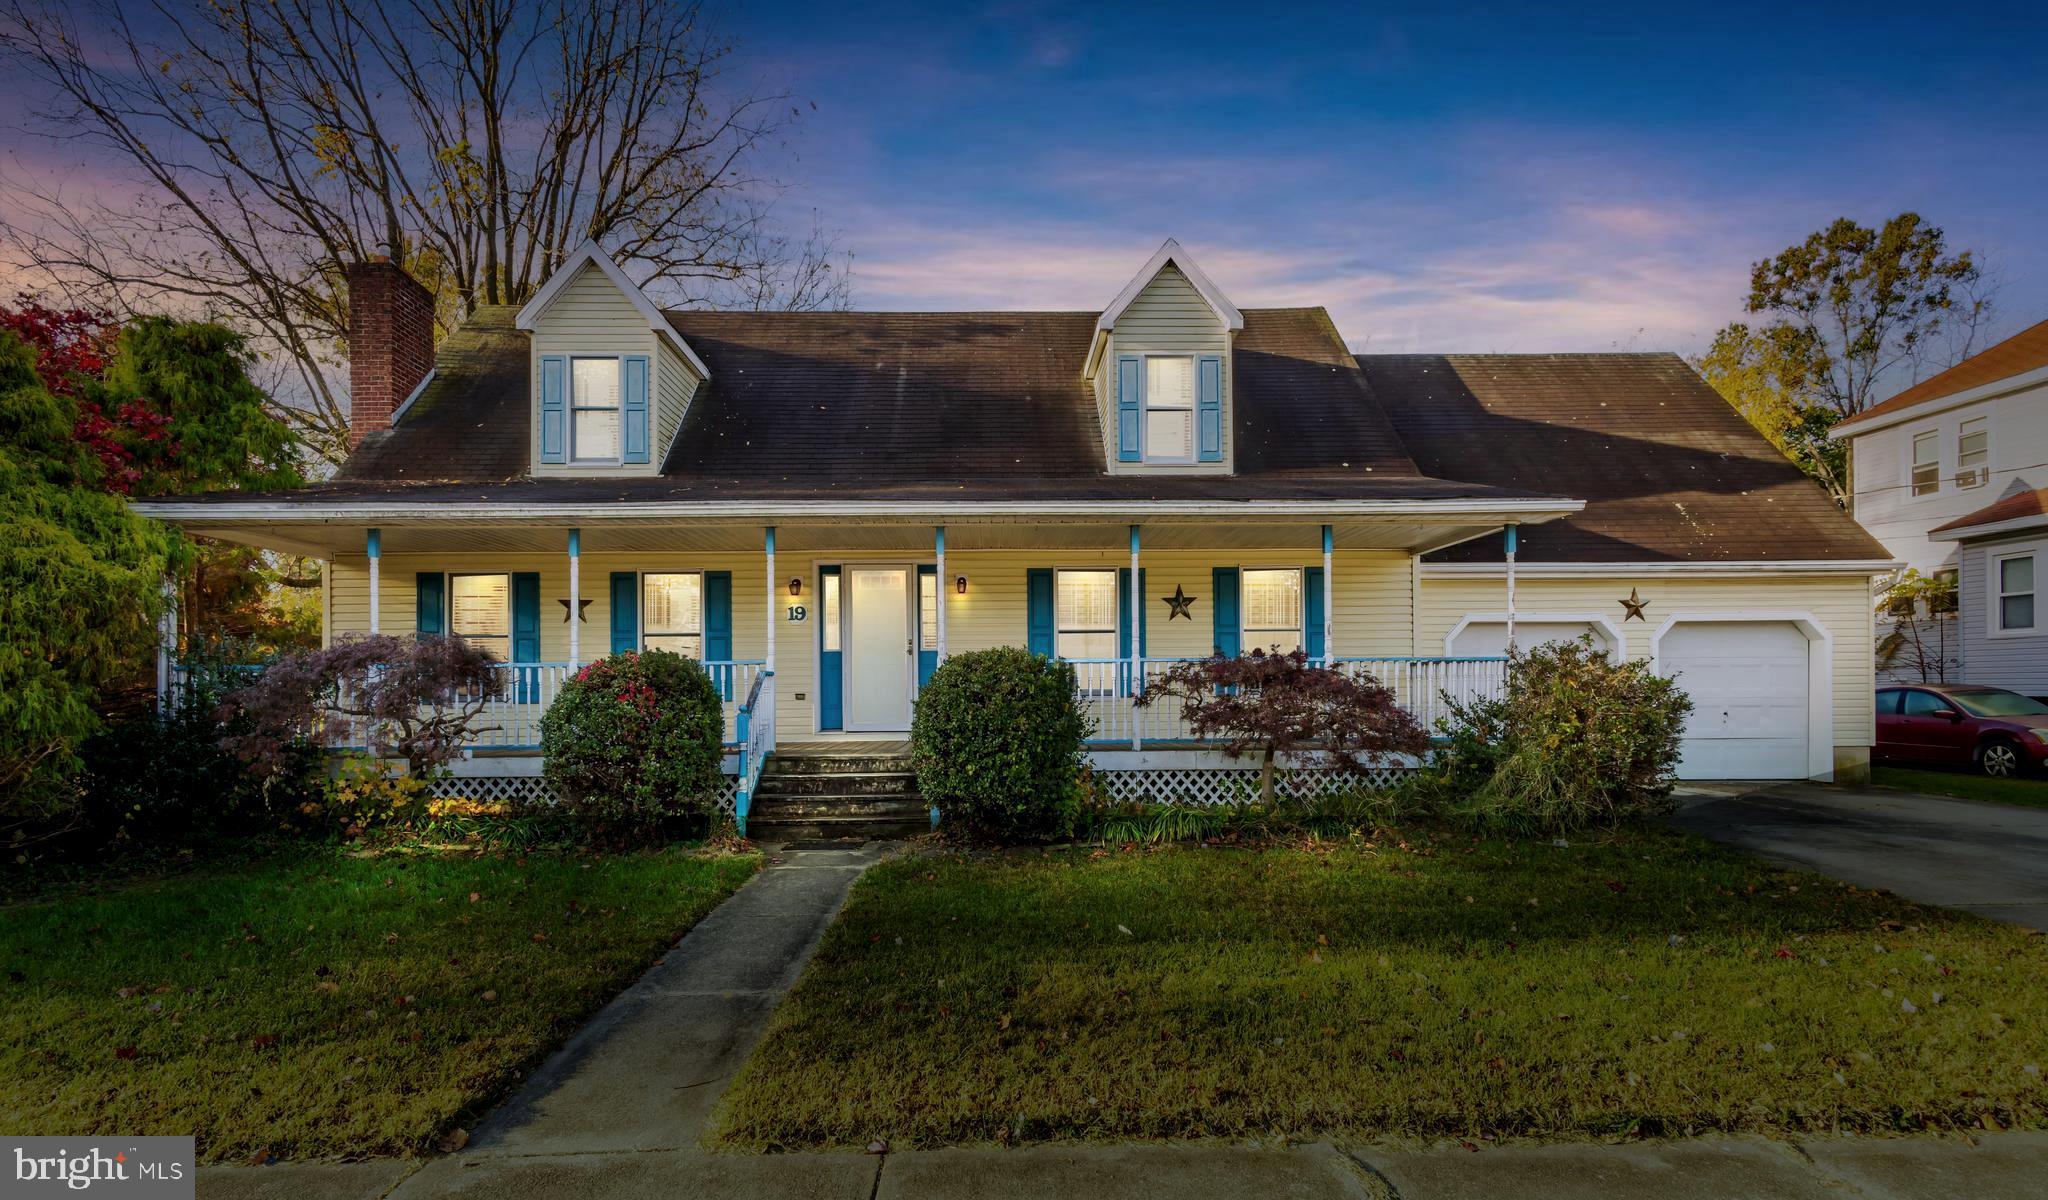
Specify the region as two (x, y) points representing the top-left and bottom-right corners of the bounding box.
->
(1093, 765), (1413, 807)
(427, 773), (740, 817)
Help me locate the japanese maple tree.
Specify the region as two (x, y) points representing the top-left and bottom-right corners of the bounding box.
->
(1136, 650), (1429, 804)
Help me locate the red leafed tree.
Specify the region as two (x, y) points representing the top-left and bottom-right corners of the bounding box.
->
(218, 634), (503, 778)
(1135, 650), (1430, 804)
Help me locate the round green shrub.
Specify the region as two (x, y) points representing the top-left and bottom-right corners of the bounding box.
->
(540, 650), (726, 828)
(911, 646), (1091, 841)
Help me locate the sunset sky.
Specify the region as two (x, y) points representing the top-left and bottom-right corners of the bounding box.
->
(4, 0), (2044, 374)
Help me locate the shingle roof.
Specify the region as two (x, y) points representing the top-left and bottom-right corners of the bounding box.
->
(1359, 353), (1892, 563)
(1835, 316), (2048, 432)
(1931, 485), (2048, 537)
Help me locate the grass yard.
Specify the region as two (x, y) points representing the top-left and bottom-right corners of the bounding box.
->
(716, 828), (2048, 1149)
(1873, 765), (2048, 809)
(1, 844), (757, 1161)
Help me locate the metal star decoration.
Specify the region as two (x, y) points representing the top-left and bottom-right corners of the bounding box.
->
(1163, 584), (1197, 620)
(1618, 587), (1649, 622)
(557, 597), (593, 623)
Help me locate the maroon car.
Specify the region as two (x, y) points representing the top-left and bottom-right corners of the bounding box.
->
(1875, 684), (2048, 778)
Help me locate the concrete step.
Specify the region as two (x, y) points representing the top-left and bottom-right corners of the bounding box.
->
(749, 795), (928, 820)
(765, 754), (915, 777)
(753, 770), (919, 798)
(745, 810), (931, 841)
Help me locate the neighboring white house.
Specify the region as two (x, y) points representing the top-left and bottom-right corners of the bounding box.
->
(1831, 317), (2048, 688)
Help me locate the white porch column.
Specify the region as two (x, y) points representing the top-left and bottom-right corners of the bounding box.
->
(1129, 523), (1142, 752)
(567, 527), (582, 668)
(1503, 523), (1519, 651)
(934, 525), (947, 661)
(155, 574), (177, 713)
(366, 527), (382, 635)
(764, 526), (777, 674)
(1321, 523), (1335, 665)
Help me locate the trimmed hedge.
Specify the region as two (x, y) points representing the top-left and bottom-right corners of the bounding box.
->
(539, 650), (725, 828)
(911, 647), (1091, 841)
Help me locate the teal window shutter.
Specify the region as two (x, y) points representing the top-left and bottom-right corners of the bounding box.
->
(1137, 567), (1148, 659)
(1116, 567), (1133, 694)
(1211, 567), (1240, 657)
(622, 354), (651, 464)
(511, 572), (541, 703)
(609, 572), (638, 654)
(539, 355), (567, 464)
(415, 573), (445, 639)
(1026, 568), (1055, 657)
(1304, 566), (1326, 660)
(1116, 355), (1142, 462)
(1196, 354), (1224, 462)
(818, 566), (843, 730)
(704, 571), (733, 699)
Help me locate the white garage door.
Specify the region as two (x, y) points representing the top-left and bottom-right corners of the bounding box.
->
(1659, 621), (1811, 780)
(1449, 620), (1615, 659)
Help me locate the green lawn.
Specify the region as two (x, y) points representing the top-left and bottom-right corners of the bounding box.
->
(1873, 765), (2048, 809)
(2, 845), (757, 1161)
(716, 830), (2048, 1149)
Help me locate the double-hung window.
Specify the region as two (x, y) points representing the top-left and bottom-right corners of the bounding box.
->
(642, 572), (704, 657)
(1242, 568), (1304, 654)
(1910, 430), (1940, 496)
(449, 574), (510, 659)
(1055, 569), (1118, 660)
(1997, 553), (2035, 633)
(1144, 356), (1194, 463)
(1957, 417), (1989, 489)
(570, 358), (623, 464)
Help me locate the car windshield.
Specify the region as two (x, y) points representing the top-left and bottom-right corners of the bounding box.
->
(1949, 690), (2048, 718)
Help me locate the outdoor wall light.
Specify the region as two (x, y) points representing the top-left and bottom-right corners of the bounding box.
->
(789, 577), (802, 597)
(956, 575), (968, 594)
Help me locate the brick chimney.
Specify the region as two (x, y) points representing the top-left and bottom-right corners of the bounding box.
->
(345, 254), (435, 448)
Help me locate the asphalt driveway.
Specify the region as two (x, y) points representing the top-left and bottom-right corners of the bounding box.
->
(1671, 780), (2048, 930)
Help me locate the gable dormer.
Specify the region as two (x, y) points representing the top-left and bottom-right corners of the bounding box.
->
(514, 241), (710, 476)
(1084, 239), (1243, 473)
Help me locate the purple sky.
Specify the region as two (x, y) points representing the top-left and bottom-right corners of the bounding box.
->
(5, 0), (2045, 373)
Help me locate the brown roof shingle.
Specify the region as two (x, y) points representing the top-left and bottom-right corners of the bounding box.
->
(334, 306), (529, 483)
(1359, 353), (1891, 563)
(1931, 485), (2048, 536)
(1835, 316), (2048, 432)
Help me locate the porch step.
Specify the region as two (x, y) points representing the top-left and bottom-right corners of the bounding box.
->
(745, 752), (926, 841)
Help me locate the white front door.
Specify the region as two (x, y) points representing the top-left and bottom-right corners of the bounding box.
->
(844, 566), (914, 731)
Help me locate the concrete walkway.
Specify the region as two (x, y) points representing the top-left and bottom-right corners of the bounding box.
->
(1670, 780), (2048, 929)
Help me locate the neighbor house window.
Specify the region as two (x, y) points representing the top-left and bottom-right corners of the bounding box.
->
(1241, 568), (1304, 654)
(1956, 417), (1989, 488)
(1910, 430), (1939, 496)
(1055, 569), (1118, 660)
(642, 572), (704, 657)
(449, 574), (510, 659)
(570, 357), (623, 463)
(1998, 553), (2035, 632)
(1144, 356), (1194, 462)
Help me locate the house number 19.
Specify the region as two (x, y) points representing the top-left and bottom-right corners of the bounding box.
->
(787, 605), (807, 622)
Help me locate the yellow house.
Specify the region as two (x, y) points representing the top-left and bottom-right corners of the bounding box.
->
(139, 239), (1896, 833)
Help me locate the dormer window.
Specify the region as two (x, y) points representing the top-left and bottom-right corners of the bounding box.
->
(571, 357), (623, 463)
(1144, 356), (1195, 463)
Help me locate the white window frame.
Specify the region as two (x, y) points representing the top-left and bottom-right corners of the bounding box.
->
(1239, 566), (1305, 655)
(569, 355), (625, 466)
(1141, 353), (1196, 465)
(1956, 416), (1989, 489)
(640, 570), (706, 658)
(1053, 568), (1120, 661)
(448, 572), (512, 660)
(1991, 548), (2037, 638)
(1909, 428), (1940, 497)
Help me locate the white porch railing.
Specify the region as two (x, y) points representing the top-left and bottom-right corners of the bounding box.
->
(732, 668), (776, 836)
(172, 658), (765, 751)
(1073, 655), (1508, 746)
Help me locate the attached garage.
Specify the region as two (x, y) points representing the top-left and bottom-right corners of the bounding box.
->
(1447, 614), (1620, 659)
(1655, 619), (1822, 780)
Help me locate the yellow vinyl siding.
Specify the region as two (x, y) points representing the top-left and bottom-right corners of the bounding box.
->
(528, 262), (661, 478)
(1104, 264), (1232, 473)
(654, 339), (702, 462)
(1418, 573), (1876, 750)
